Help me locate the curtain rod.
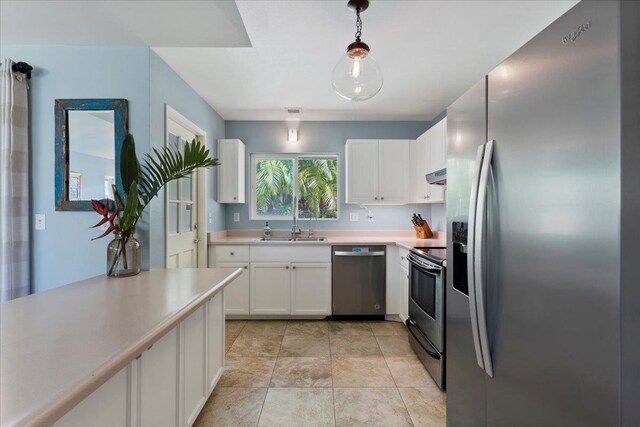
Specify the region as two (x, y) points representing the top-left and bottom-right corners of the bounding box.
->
(12, 61), (33, 79)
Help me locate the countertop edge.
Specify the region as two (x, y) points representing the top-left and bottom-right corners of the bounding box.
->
(208, 240), (442, 251)
(16, 268), (243, 427)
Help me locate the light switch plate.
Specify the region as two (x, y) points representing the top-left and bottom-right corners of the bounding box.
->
(349, 212), (359, 222)
(233, 212), (240, 222)
(35, 214), (45, 230)
(208, 212), (213, 224)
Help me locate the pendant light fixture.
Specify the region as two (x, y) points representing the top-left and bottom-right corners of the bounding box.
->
(332, 0), (383, 101)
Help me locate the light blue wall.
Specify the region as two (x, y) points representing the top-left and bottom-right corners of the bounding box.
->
(224, 120), (440, 231)
(70, 152), (114, 200)
(0, 46), (151, 293)
(149, 50), (226, 267)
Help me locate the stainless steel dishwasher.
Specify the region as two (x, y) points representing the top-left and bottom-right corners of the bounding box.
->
(332, 246), (386, 318)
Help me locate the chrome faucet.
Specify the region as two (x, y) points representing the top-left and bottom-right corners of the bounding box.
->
(291, 196), (302, 239)
(308, 210), (318, 238)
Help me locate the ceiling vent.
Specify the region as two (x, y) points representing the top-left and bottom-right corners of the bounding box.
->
(286, 107), (302, 115)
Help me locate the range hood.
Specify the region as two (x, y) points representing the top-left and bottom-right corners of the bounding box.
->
(426, 168), (447, 186)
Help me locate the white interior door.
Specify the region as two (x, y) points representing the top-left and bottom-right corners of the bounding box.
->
(166, 120), (199, 268)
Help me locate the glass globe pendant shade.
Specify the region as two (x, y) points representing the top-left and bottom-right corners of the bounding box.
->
(332, 44), (383, 101)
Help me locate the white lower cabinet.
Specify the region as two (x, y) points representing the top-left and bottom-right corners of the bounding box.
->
(182, 306), (206, 427)
(291, 263), (332, 315)
(206, 293), (224, 392)
(55, 366), (128, 427)
(57, 293), (226, 427)
(400, 265), (409, 322)
(218, 262), (250, 315)
(250, 263), (291, 314)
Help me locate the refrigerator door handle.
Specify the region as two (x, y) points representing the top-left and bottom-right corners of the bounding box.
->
(467, 143), (486, 370)
(475, 140), (495, 378)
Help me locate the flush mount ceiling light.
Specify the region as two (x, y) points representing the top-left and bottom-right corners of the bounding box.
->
(332, 0), (383, 101)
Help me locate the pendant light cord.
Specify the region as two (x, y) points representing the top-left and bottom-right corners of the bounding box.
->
(355, 8), (362, 41)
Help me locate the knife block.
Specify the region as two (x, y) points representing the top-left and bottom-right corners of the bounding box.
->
(414, 223), (434, 239)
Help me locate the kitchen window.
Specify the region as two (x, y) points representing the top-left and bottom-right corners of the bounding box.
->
(251, 154), (339, 220)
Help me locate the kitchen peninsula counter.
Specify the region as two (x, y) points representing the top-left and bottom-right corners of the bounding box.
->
(0, 268), (242, 427)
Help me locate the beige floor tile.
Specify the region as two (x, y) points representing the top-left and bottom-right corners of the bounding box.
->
(285, 320), (329, 337)
(386, 356), (438, 387)
(279, 335), (330, 357)
(331, 356), (395, 387)
(376, 335), (415, 357)
(219, 357), (276, 387)
(241, 320), (288, 336)
(225, 338), (235, 354)
(399, 387), (446, 427)
(270, 357), (332, 387)
(333, 388), (413, 427)
(329, 321), (373, 336)
(330, 335), (382, 357)
(227, 335), (283, 357)
(369, 321), (408, 336)
(258, 388), (335, 427)
(194, 386), (267, 427)
(226, 320), (247, 336)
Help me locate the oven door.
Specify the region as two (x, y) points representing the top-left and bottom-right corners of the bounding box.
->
(407, 253), (444, 352)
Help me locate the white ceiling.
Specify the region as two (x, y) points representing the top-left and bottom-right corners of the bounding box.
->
(1, 0), (578, 122)
(0, 1), (250, 47)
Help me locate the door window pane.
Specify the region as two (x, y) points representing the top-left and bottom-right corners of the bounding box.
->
(254, 158), (294, 217)
(181, 175), (193, 202)
(181, 203), (193, 232)
(168, 202), (179, 234)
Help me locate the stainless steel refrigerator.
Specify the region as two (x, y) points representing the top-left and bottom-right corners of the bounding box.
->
(446, 1), (640, 426)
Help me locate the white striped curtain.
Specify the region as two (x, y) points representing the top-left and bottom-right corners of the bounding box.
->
(0, 58), (30, 301)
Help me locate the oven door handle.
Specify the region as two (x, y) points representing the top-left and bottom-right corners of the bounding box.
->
(406, 319), (441, 360)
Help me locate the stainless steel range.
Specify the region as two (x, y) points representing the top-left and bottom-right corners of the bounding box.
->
(406, 246), (446, 389)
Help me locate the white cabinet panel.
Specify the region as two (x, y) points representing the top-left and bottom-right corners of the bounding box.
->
(55, 366), (128, 427)
(217, 139), (245, 203)
(183, 306), (206, 427)
(250, 263), (291, 314)
(345, 139), (379, 204)
(250, 245), (331, 263)
(291, 263), (332, 315)
(378, 140), (411, 203)
(217, 263), (250, 315)
(140, 328), (178, 427)
(412, 118), (447, 204)
(411, 132), (431, 203)
(400, 266), (409, 323)
(215, 245), (250, 262)
(206, 293), (224, 392)
(385, 245), (401, 316)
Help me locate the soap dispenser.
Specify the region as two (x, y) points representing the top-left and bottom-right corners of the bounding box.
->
(263, 222), (271, 239)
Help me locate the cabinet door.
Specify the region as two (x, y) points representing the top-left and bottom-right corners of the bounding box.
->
(217, 140), (245, 203)
(400, 266), (409, 322)
(206, 293), (224, 393)
(183, 306), (206, 427)
(217, 262), (250, 315)
(291, 263), (331, 315)
(140, 327), (178, 427)
(55, 366), (128, 427)
(345, 140), (379, 204)
(378, 140), (411, 203)
(412, 134), (431, 203)
(250, 263), (291, 314)
(427, 120), (446, 203)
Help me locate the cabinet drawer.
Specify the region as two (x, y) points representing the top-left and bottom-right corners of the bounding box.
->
(399, 247), (409, 270)
(215, 245), (249, 262)
(250, 246), (331, 262)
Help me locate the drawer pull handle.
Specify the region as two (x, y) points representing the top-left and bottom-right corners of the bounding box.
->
(230, 252), (234, 255)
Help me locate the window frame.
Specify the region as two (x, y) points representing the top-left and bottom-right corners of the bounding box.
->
(250, 152), (340, 221)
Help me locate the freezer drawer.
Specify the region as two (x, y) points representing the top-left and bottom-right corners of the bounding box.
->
(332, 246), (386, 316)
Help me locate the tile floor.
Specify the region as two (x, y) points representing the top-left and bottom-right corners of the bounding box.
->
(194, 319), (446, 427)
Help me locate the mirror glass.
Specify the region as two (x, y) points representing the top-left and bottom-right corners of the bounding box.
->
(67, 110), (116, 201)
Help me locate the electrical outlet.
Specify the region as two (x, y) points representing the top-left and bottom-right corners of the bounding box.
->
(233, 212), (240, 222)
(349, 212), (359, 222)
(35, 214), (45, 230)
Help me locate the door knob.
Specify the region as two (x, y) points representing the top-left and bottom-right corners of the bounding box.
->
(193, 237), (200, 244)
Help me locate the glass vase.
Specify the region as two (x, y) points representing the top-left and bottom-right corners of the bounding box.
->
(107, 230), (141, 277)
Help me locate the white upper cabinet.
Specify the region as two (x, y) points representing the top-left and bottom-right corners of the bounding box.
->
(345, 139), (411, 204)
(411, 117), (447, 204)
(345, 139), (379, 204)
(217, 139), (245, 203)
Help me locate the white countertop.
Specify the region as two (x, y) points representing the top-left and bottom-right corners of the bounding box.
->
(0, 268), (242, 427)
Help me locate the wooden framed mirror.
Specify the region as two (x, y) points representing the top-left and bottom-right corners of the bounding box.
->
(54, 99), (128, 211)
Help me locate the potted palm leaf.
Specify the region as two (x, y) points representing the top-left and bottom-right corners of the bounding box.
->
(91, 134), (219, 277)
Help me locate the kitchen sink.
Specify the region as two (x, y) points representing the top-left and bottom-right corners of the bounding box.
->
(294, 237), (328, 242)
(257, 237), (293, 241)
